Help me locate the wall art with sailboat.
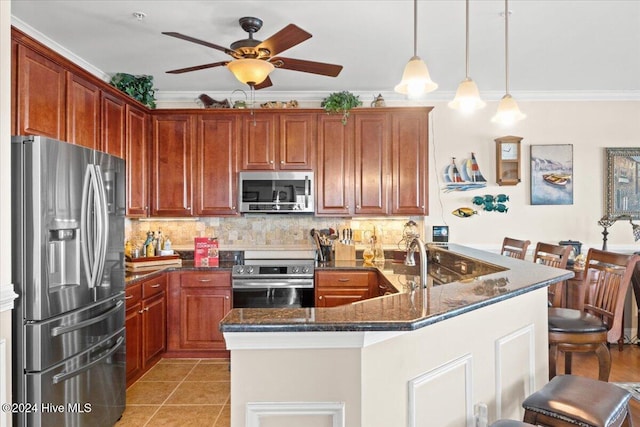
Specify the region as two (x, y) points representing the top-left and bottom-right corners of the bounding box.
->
(530, 144), (573, 205)
(443, 153), (487, 192)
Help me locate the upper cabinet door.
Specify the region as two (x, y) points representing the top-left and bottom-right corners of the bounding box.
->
(278, 113), (315, 170)
(353, 113), (389, 215)
(316, 115), (353, 216)
(390, 110), (430, 215)
(240, 113), (277, 170)
(151, 115), (194, 217)
(126, 105), (149, 217)
(66, 72), (101, 150)
(194, 115), (239, 216)
(101, 92), (126, 158)
(16, 45), (66, 139)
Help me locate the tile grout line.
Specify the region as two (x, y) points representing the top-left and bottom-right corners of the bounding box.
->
(141, 358), (204, 427)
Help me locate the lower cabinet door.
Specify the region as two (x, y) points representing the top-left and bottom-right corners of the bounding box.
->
(316, 289), (370, 307)
(142, 292), (166, 364)
(125, 304), (143, 386)
(179, 288), (231, 350)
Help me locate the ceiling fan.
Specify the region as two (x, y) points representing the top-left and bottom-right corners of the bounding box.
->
(163, 17), (343, 89)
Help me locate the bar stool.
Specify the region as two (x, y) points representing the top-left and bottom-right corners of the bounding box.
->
(501, 237), (531, 260)
(532, 242), (572, 307)
(522, 375), (633, 427)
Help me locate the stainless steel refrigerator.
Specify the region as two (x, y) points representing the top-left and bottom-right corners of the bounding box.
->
(11, 136), (126, 427)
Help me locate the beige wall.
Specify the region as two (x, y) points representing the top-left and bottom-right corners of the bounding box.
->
(425, 99), (640, 253)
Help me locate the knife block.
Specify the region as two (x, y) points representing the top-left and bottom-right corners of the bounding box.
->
(334, 242), (356, 260)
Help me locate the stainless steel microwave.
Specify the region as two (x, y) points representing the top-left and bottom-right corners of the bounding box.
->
(238, 171), (314, 213)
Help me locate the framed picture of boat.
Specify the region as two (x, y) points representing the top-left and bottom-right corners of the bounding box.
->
(605, 147), (640, 219)
(530, 144), (573, 205)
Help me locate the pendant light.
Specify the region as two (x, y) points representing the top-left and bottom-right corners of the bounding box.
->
(394, 0), (438, 98)
(492, 0), (525, 125)
(449, 0), (485, 113)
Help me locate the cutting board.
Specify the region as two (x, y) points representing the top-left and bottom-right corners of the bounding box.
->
(125, 254), (182, 271)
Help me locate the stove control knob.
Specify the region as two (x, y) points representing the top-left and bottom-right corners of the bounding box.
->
(236, 267), (244, 274)
(292, 266), (300, 274)
(246, 266), (254, 274)
(302, 266), (311, 274)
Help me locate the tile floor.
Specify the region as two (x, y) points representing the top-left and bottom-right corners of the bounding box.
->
(116, 358), (230, 427)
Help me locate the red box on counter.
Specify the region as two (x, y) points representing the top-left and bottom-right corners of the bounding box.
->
(194, 237), (219, 267)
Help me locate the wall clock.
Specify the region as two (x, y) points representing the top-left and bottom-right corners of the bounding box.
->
(495, 135), (522, 186)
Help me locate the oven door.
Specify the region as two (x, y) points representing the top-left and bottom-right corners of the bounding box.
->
(232, 279), (314, 308)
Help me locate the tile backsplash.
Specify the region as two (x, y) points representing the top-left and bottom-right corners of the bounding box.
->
(126, 216), (422, 250)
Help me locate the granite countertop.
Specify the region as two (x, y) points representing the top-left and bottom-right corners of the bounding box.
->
(219, 244), (575, 333)
(125, 260), (236, 285)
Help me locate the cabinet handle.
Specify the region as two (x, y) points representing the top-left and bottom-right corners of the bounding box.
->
(225, 296), (230, 299)
(150, 284), (160, 288)
(125, 294), (134, 300)
(269, 160), (274, 164)
(346, 205), (349, 209)
(338, 278), (350, 282)
(144, 307), (150, 312)
(280, 160), (284, 164)
(138, 309), (144, 314)
(318, 296), (323, 300)
(198, 279), (212, 282)
(356, 205), (361, 209)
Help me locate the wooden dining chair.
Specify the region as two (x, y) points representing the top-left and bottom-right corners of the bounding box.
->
(500, 237), (531, 260)
(532, 242), (572, 307)
(548, 248), (639, 381)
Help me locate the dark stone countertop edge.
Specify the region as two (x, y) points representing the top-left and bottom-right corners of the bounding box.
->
(219, 244), (574, 333)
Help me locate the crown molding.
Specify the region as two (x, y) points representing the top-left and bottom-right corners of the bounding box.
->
(11, 16), (111, 83)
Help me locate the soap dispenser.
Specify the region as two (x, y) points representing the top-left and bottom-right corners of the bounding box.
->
(373, 226), (385, 264)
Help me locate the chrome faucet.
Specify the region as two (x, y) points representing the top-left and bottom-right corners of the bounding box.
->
(405, 237), (428, 288)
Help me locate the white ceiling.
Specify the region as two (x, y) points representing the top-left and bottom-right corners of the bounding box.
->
(10, 0), (640, 101)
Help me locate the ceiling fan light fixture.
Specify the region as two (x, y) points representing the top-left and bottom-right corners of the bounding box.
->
(491, 93), (526, 126)
(449, 77), (486, 114)
(394, 56), (438, 98)
(227, 58), (274, 85)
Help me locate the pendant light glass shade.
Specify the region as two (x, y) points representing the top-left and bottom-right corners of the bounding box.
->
(491, 94), (526, 125)
(227, 58), (274, 85)
(394, 56), (438, 97)
(449, 77), (485, 113)
(450, 0), (484, 113)
(395, 0), (437, 98)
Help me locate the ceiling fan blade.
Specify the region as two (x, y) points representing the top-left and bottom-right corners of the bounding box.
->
(257, 24), (311, 57)
(271, 57), (343, 77)
(162, 32), (236, 56)
(254, 76), (273, 90)
(166, 61), (229, 74)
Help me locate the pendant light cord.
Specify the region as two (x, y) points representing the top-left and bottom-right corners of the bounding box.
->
(465, 0), (470, 78)
(413, 0), (418, 57)
(505, 0), (510, 95)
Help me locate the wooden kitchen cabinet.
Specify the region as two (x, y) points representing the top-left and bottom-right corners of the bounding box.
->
(15, 44), (66, 139)
(317, 108), (430, 217)
(316, 112), (391, 216)
(166, 271), (232, 357)
(101, 92), (126, 158)
(194, 115), (239, 216)
(390, 110), (430, 215)
(125, 274), (167, 387)
(66, 72), (101, 150)
(126, 105), (150, 217)
(315, 270), (377, 307)
(150, 114), (194, 216)
(240, 112), (315, 170)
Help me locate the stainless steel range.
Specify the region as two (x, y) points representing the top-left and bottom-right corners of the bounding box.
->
(232, 250), (315, 308)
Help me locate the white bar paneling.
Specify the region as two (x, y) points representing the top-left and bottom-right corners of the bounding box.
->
(246, 402), (345, 427)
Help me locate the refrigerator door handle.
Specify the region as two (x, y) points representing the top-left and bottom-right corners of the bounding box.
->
(94, 165), (109, 289)
(50, 300), (124, 337)
(80, 164), (108, 290)
(52, 336), (124, 385)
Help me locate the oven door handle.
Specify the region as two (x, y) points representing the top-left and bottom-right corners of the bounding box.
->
(233, 279), (314, 289)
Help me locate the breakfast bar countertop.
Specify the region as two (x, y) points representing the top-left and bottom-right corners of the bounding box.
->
(219, 243), (574, 333)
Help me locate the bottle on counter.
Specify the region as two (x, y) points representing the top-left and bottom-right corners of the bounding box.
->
(157, 230), (164, 252)
(124, 240), (132, 258)
(164, 237), (172, 251)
